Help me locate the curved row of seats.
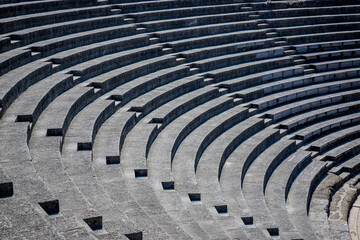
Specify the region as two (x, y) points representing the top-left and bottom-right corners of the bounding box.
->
(1, 0), (360, 239)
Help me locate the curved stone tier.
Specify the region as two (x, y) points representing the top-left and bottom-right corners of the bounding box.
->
(1, 0), (360, 239)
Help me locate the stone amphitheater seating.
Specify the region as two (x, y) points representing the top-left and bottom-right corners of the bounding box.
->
(1, 0), (360, 239)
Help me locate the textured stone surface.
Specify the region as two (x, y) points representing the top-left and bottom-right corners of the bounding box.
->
(1, 0), (360, 239)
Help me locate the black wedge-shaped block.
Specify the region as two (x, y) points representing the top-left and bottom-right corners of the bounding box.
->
(134, 169), (148, 178)
(241, 216), (253, 225)
(46, 128), (63, 136)
(38, 200), (59, 215)
(77, 142), (92, 151)
(106, 156), (120, 165)
(188, 193), (201, 202)
(162, 181), (174, 190)
(125, 231), (143, 240)
(267, 227), (279, 236)
(84, 216), (102, 230)
(215, 205), (228, 214)
(0, 182), (13, 198)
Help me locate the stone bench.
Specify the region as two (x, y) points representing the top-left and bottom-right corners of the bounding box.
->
(115, 124), (197, 239)
(0, 122), (98, 238)
(279, 100), (360, 132)
(135, 85), (222, 166)
(148, 97), (245, 238)
(62, 44), (163, 81)
(125, 3), (248, 23)
(165, 103), (250, 187)
(218, 65), (304, 92)
(3, 62), (185, 139)
(180, 38), (274, 62)
(90, 86), (236, 236)
(93, 123), (172, 238)
(231, 68), (328, 102)
(140, 12), (250, 32)
(120, 2), (246, 19)
(146, 87), (225, 156)
(108, 65), (190, 106)
(2, 14), (126, 47)
(266, 13), (360, 29)
(59, 100), (142, 237)
(192, 47), (284, 72)
(0, 48), (32, 76)
(265, 150), (311, 239)
(293, 39), (360, 54)
(124, 82), (220, 159)
(0, 60), (52, 116)
(25, 24), (139, 58)
(0, 122), (53, 202)
(194, 116), (263, 216)
(132, 94), (234, 174)
(8, 72), (74, 128)
(0, 0), (95, 18)
(311, 57), (360, 72)
(286, 30), (360, 45)
(310, 125), (360, 154)
(242, 139), (296, 237)
(64, 98), (116, 150)
(42, 85), (96, 139)
(88, 55), (177, 91)
(219, 127), (279, 234)
(194, 118), (269, 239)
(166, 29), (267, 52)
(0, 5), (111, 34)
(0, 197), (65, 239)
(1, 34), (149, 115)
(126, 75), (205, 117)
(330, 154), (360, 176)
(147, 84), (222, 129)
(90, 77), (212, 168)
(258, 5), (360, 19)
(286, 159), (328, 239)
(28, 130), (117, 239)
(263, 88), (360, 121)
(302, 48), (360, 63)
(250, 78), (360, 111)
(92, 144), (169, 239)
(206, 56), (294, 83)
(153, 20), (259, 42)
(41, 54), (176, 141)
(293, 112), (360, 142)
(322, 138), (360, 163)
(275, 22), (360, 38)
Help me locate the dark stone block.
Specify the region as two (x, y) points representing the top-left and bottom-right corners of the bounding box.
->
(188, 193), (201, 201)
(134, 169), (147, 178)
(16, 115), (33, 122)
(161, 181), (174, 190)
(267, 227), (279, 236)
(77, 142), (92, 151)
(215, 205), (227, 214)
(106, 156), (120, 165)
(38, 200), (59, 215)
(241, 216), (253, 225)
(84, 216), (102, 230)
(46, 128), (63, 136)
(0, 182), (13, 198)
(150, 118), (163, 124)
(125, 231), (143, 240)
